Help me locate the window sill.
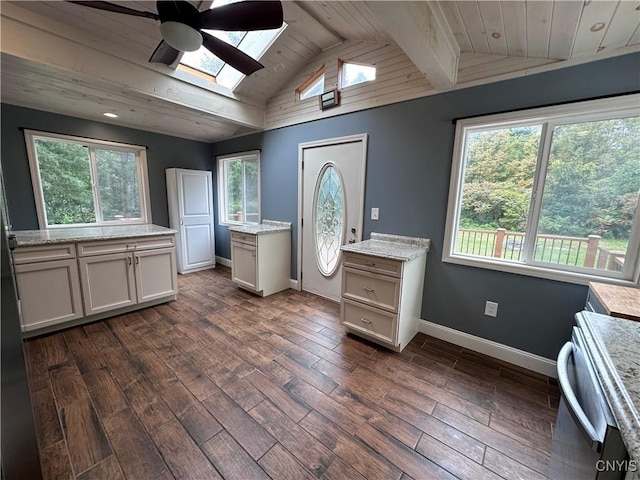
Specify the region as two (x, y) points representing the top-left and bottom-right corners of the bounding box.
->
(442, 253), (639, 288)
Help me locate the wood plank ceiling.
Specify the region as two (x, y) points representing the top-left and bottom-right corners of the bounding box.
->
(1, 1), (638, 142)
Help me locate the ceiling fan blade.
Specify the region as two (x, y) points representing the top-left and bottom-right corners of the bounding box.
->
(149, 40), (181, 65)
(201, 32), (263, 76)
(198, 1), (283, 31)
(67, 1), (159, 20)
(156, 0), (200, 27)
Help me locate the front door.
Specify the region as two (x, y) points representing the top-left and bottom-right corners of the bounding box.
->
(299, 134), (367, 301)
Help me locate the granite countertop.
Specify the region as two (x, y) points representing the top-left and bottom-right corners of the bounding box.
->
(341, 232), (430, 262)
(13, 224), (177, 246)
(576, 311), (640, 462)
(228, 220), (291, 236)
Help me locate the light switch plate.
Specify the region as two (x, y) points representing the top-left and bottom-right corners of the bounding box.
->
(371, 208), (379, 220)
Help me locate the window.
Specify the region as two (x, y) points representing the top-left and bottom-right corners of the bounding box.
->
(297, 68), (325, 101)
(217, 150), (260, 225)
(339, 60), (376, 89)
(24, 131), (151, 228)
(444, 95), (640, 285)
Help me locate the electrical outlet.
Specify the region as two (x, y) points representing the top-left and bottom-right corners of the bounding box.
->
(371, 208), (379, 220)
(484, 301), (498, 318)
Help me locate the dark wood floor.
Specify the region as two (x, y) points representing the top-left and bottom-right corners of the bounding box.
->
(24, 266), (560, 480)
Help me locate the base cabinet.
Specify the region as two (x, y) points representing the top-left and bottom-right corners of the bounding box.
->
(340, 250), (427, 352)
(15, 255), (83, 332)
(230, 230), (290, 297)
(14, 235), (178, 335)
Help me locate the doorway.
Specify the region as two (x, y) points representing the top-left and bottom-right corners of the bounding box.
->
(298, 134), (368, 301)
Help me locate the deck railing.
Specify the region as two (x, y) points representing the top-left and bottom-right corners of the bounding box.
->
(456, 228), (624, 271)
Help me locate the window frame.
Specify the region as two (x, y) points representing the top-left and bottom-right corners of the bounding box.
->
(338, 59), (376, 90)
(296, 66), (325, 101)
(24, 130), (152, 229)
(443, 94), (640, 287)
(216, 150), (261, 226)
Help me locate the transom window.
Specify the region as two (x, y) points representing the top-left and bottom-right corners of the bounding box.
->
(217, 151), (260, 225)
(24, 130), (151, 229)
(339, 60), (376, 89)
(297, 68), (325, 101)
(443, 95), (640, 285)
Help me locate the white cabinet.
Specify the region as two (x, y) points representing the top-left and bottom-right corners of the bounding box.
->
(340, 250), (427, 352)
(230, 229), (290, 297)
(78, 237), (178, 315)
(13, 244), (83, 332)
(166, 168), (215, 274)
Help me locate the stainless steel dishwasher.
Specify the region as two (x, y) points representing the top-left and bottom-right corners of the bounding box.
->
(548, 324), (628, 479)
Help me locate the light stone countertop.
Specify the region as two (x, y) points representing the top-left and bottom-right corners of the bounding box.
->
(12, 224), (177, 246)
(341, 232), (430, 262)
(576, 311), (640, 462)
(228, 220), (291, 236)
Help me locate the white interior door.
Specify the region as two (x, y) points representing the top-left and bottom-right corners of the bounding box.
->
(300, 134), (367, 301)
(177, 170), (215, 272)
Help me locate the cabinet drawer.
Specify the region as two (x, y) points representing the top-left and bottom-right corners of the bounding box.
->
(77, 235), (174, 256)
(341, 298), (396, 345)
(343, 252), (401, 277)
(13, 244), (76, 264)
(342, 267), (400, 313)
(231, 231), (257, 246)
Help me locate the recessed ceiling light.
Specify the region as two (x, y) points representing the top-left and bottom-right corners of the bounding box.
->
(590, 22), (605, 32)
(103, 112), (118, 118)
(491, 32), (501, 39)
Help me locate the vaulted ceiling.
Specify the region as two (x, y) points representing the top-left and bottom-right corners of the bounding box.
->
(1, 1), (638, 142)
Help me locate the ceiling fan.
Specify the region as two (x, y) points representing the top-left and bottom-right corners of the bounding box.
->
(68, 1), (284, 75)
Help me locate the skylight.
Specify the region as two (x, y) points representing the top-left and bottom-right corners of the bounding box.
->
(179, 0), (286, 90)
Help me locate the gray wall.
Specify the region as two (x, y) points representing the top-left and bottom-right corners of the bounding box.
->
(212, 52), (640, 359)
(0, 104), (212, 230)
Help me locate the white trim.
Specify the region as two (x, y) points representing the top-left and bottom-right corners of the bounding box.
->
(297, 133), (368, 295)
(443, 94), (640, 286)
(23, 129), (151, 229)
(215, 256), (232, 268)
(418, 319), (557, 378)
(289, 278), (299, 290)
(216, 150), (261, 227)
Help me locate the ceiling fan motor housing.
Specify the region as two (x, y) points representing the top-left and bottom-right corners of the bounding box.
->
(157, 1), (203, 52)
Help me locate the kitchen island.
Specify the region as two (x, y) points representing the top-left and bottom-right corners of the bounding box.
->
(576, 311), (640, 476)
(12, 225), (178, 335)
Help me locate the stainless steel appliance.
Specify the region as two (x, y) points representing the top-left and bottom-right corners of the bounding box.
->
(548, 322), (628, 479)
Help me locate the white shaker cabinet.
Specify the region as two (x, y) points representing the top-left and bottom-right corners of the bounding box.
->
(13, 243), (83, 332)
(340, 234), (429, 352)
(229, 221), (291, 297)
(166, 168), (216, 274)
(77, 236), (178, 316)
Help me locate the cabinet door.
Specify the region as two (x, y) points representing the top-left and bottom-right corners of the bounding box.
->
(231, 243), (257, 290)
(134, 248), (178, 303)
(15, 259), (83, 332)
(170, 169), (215, 273)
(79, 252), (136, 315)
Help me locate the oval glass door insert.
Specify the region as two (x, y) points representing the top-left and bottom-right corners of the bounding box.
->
(313, 163), (345, 276)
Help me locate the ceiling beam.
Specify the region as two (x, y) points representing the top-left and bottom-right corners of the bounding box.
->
(0, 4), (265, 130)
(365, 1), (459, 89)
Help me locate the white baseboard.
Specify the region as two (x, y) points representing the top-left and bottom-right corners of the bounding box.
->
(215, 256), (231, 267)
(289, 279), (299, 290)
(418, 320), (557, 378)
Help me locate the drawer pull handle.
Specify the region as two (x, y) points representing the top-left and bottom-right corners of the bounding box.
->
(365, 261), (376, 266)
(360, 317), (372, 324)
(362, 287), (375, 293)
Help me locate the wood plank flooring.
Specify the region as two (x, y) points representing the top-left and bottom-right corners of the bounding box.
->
(24, 266), (560, 480)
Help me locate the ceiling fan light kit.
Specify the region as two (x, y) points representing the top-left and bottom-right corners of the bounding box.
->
(68, 0), (284, 76)
(160, 21), (203, 52)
